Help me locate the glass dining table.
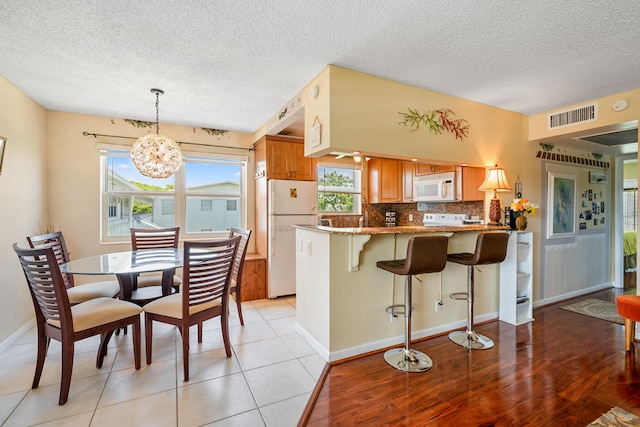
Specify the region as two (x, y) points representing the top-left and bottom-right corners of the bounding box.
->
(61, 248), (183, 303)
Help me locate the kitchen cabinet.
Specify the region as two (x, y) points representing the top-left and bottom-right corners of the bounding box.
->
(499, 231), (533, 325)
(402, 161), (414, 202)
(415, 163), (456, 176)
(254, 135), (317, 181)
(458, 166), (486, 201)
(368, 158), (403, 203)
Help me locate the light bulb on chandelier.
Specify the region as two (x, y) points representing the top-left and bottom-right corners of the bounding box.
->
(130, 88), (182, 179)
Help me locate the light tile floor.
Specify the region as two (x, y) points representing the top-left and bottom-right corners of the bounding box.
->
(0, 297), (324, 426)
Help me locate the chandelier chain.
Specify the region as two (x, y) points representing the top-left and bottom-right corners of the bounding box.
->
(155, 91), (160, 135)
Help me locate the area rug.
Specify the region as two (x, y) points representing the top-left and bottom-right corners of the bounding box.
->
(561, 298), (624, 325)
(587, 406), (640, 426)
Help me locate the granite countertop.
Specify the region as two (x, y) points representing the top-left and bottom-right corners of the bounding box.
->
(293, 224), (510, 235)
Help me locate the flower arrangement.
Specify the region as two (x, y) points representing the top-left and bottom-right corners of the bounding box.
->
(510, 198), (538, 216)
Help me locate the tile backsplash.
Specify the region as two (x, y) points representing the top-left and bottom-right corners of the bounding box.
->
(320, 201), (484, 227)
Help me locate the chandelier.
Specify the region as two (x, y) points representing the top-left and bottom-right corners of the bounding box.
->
(130, 88), (182, 178)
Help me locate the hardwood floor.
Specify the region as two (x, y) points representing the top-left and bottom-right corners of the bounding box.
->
(300, 288), (640, 426)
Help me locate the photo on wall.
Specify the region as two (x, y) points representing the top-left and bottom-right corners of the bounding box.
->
(547, 171), (576, 239)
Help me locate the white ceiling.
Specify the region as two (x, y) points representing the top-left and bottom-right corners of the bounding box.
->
(1, 1), (639, 136)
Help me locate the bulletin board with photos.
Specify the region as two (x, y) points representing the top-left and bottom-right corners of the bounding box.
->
(578, 170), (607, 232)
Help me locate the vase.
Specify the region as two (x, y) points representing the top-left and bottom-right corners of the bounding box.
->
(515, 215), (528, 231)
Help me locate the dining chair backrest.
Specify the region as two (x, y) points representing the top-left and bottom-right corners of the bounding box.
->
(182, 236), (241, 312)
(131, 227), (180, 250)
(26, 231), (74, 289)
(13, 243), (72, 331)
(228, 228), (252, 284)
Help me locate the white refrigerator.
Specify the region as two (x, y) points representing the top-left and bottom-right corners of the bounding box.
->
(268, 179), (318, 298)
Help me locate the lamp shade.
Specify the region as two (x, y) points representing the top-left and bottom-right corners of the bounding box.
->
(478, 164), (511, 193)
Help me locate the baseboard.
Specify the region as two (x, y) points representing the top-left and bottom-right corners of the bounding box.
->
(533, 283), (613, 308)
(295, 311), (499, 363)
(0, 318), (34, 355)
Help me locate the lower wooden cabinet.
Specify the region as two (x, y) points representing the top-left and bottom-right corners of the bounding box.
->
(240, 254), (266, 301)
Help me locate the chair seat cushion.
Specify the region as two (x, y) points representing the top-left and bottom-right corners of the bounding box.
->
(447, 253), (474, 266)
(67, 281), (120, 305)
(144, 293), (222, 319)
(617, 295), (640, 321)
(376, 259), (407, 275)
(47, 297), (142, 332)
(136, 274), (182, 288)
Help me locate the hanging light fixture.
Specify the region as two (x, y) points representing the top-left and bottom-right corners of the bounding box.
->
(130, 88), (182, 179)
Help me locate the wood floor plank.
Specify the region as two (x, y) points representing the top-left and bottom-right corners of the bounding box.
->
(302, 288), (640, 425)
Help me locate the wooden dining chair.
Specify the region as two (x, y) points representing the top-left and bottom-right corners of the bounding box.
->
(144, 236), (241, 381)
(130, 227), (181, 305)
(13, 243), (142, 405)
(27, 231), (120, 305)
(228, 228), (252, 325)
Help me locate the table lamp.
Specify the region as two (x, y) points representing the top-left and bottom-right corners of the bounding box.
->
(478, 164), (511, 226)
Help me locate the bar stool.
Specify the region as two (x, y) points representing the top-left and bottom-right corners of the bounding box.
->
(448, 232), (510, 349)
(376, 235), (449, 372)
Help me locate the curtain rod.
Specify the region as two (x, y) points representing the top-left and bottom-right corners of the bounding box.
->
(82, 131), (254, 152)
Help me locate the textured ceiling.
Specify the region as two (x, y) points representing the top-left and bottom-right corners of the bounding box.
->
(1, 1), (639, 134)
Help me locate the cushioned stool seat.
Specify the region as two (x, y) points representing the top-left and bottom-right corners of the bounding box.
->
(616, 295), (640, 351)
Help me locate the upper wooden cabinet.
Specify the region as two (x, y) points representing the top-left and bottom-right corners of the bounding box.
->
(415, 163), (456, 176)
(368, 158), (407, 203)
(253, 135), (317, 181)
(458, 166), (486, 201)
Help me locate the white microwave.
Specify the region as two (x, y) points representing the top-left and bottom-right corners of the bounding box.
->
(413, 172), (456, 202)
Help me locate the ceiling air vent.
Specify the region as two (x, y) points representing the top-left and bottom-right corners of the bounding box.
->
(547, 103), (598, 130)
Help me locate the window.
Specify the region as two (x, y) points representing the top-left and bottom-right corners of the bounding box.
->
(623, 186), (637, 231)
(101, 150), (246, 241)
(317, 164), (361, 214)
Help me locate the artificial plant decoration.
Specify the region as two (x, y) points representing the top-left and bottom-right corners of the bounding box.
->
(398, 108), (469, 141)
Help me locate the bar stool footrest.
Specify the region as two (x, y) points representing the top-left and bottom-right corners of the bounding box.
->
(386, 304), (411, 317)
(449, 292), (469, 301)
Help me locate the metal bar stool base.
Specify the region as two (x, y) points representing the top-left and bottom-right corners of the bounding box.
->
(448, 330), (494, 350)
(384, 348), (433, 372)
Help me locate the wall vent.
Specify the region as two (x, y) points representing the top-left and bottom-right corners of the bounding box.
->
(547, 103), (598, 130)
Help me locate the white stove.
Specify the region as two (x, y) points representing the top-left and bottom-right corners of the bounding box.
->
(422, 213), (468, 226)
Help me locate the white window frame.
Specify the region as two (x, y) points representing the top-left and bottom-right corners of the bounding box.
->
(100, 146), (248, 243)
(317, 161), (362, 215)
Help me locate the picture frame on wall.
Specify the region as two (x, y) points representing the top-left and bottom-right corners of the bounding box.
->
(547, 171), (576, 239)
(0, 136), (6, 175)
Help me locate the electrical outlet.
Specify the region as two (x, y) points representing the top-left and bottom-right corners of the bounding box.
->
(435, 300), (442, 312)
(390, 313), (397, 322)
(409, 214), (414, 222)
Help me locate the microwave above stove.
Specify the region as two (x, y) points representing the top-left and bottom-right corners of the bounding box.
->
(413, 171), (456, 202)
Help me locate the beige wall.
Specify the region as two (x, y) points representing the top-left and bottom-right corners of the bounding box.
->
(0, 77), (47, 344)
(44, 112), (256, 267)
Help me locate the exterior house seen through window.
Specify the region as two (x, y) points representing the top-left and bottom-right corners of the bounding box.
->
(317, 164), (361, 214)
(102, 151), (246, 241)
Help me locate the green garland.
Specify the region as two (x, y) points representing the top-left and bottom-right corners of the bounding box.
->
(398, 108), (469, 141)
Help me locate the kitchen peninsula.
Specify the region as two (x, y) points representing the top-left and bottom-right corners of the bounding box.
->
(293, 224), (510, 362)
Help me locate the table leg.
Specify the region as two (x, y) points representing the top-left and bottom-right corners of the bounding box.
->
(116, 273), (135, 301)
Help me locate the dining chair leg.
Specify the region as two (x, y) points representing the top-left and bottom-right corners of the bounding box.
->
(197, 322), (203, 343)
(96, 331), (114, 368)
(222, 311), (232, 357)
(145, 313), (153, 365)
(236, 296), (244, 326)
(132, 318), (141, 370)
(32, 331), (48, 389)
(182, 325), (190, 381)
(59, 340), (74, 405)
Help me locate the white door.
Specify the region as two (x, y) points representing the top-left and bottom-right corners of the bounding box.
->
(268, 214), (316, 298)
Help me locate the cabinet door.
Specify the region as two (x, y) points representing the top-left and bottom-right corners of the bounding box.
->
(266, 139), (293, 180)
(368, 158), (402, 203)
(461, 166), (486, 201)
(415, 164), (456, 176)
(289, 142), (317, 181)
(402, 161), (414, 202)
